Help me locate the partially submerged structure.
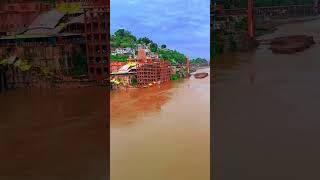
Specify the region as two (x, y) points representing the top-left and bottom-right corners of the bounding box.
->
(0, 8), (86, 88)
(0, 0), (53, 36)
(110, 48), (172, 89)
(83, 1), (109, 82)
(0, 0), (108, 91)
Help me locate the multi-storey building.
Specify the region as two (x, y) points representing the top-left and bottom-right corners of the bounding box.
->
(135, 49), (171, 87)
(83, 0), (109, 81)
(0, 0), (108, 91)
(0, 8), (86, 89)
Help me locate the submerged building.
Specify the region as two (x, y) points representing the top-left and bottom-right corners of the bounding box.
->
(0, 0), (53, 36)
(135, 49), (171, 87)
(0, 0), (108, 91)
(110, 48), (172, 88)
(0, 8), (86, 88)
(83, 0), (109, 81)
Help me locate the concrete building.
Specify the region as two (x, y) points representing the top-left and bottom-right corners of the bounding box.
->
(83, 1), (109, 81)
(111, 47), (135, 56)
(0, 0), (53, 36)
(0, 8), (86, 89)
(0, 0), (109, 92)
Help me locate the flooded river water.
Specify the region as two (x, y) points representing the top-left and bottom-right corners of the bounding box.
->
(0, 87), (107, 180)
(213, 19), (320, 180)
(110, 68), (210, 180)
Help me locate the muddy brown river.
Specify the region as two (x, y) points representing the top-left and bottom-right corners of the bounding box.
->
(213, 19), (320, 180)
(110, 68), (210, 180)
(0, 87), (108, 180)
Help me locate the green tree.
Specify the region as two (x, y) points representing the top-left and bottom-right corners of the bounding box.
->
(111, 29), (137, 48)
(72, 50), (87, 76)
(161, 44), (167, 49)
(110, 55), (129, 62)
(158, 49), (187, 65)
(190, 58), (209, 66)
(137, 37), (152, 44)
(150, 43), (158, 52)
(110, 28), (188, 64)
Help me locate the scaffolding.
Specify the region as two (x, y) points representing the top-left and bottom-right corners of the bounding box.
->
(136, 60), (171, 87)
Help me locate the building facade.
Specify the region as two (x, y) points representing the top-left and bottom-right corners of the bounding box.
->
(135, 48), (171, 87)
(84, 1), (109, 81)
(0, 0), (52, 36)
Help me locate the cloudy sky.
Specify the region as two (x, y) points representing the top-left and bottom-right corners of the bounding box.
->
(111, 0), (210, 60)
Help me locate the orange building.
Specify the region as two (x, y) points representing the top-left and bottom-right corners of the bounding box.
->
(110, 62), (125, 73)
(135, 48), (171, 87)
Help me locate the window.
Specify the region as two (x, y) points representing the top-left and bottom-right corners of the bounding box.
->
(103, 67), (108, 74)
(90, 67), (94, 73)
(96, 68), (102, 75)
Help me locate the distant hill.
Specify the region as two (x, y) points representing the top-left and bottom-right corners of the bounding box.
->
(190, 58), (209, 66)
(110, 29), (187, 65)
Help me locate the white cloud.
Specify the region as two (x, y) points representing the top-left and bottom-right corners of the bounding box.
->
(111, 0), (210, 59)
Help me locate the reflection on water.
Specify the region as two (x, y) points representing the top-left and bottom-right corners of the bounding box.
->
(213, 19), (320, 180)
(0, 87), (107, 180)
(111, 68), (210, 180)
(110, 83), (172, 127)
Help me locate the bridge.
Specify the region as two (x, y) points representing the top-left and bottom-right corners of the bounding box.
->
(212, 0), (320, 38)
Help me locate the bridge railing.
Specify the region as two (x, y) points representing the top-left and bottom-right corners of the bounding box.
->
(254, 5), (315, 19)
(212, 5), (316, 18)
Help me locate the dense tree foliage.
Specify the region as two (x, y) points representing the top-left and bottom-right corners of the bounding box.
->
(161, 44), (167, 49)
(137, 37), (152, 44)
(110, 29), (137, 48)
(158, 49), (187, 65)
(110, 54), (129, 62)
(72, 50), (87, 76)
(190, 58), (209, 65)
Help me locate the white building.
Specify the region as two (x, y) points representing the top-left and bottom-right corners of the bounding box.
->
(111, 47), (135, 56)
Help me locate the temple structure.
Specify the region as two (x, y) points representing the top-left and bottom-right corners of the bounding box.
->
(0, 0), (53, 36)
(110, 48), (172, 88)
(0, 0), (108, 91)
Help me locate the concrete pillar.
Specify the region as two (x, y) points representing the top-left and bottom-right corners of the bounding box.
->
(247, 0), (254, 38)
(186, 57), (190, 74)
(0, 72), (4, 93)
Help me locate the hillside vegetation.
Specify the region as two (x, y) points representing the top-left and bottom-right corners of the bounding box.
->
(190, 58), (209, 66)
(110, 29), (188, 65)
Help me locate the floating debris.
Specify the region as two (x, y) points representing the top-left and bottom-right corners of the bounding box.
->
(270, 35), (315, 54)
(194, 73), (208, 79)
